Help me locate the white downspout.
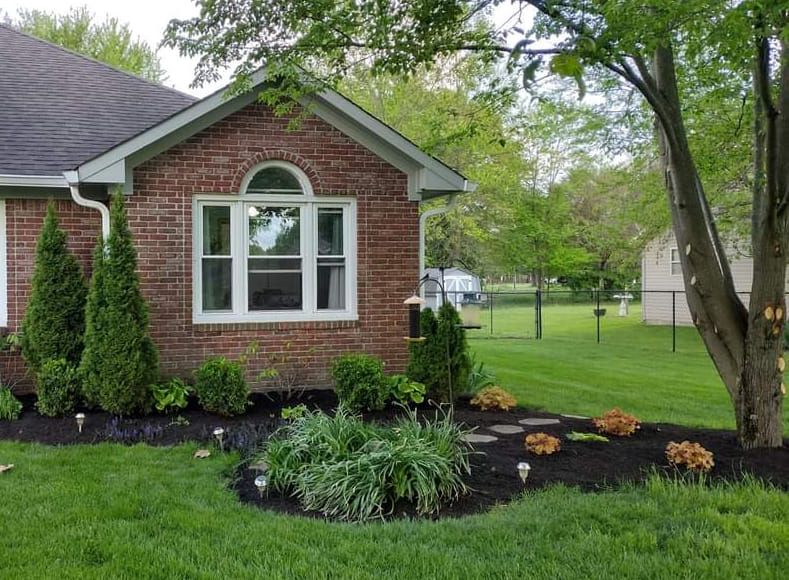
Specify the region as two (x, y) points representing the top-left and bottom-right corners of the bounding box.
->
(63, 171), (110, 240)
(419, 195), (458, 281)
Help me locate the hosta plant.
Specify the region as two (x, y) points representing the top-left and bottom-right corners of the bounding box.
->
(666, 441), (715, 473)
(593, 408), (640, 437)
(524, 432), (562, 455)
(470, 386), (517, 411)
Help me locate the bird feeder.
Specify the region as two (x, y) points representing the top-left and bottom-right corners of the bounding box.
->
(403, 294), (426, 342)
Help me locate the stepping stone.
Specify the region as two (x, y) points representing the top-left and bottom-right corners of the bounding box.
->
(488, 424), (525, 435)
(248, 461), (268, 472)
(561, 414), (590, 420)
(463, 433), (499, 443)
(518, 418), (561, 426)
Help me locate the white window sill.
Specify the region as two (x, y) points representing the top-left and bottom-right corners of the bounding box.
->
(192, 311), (359, 325)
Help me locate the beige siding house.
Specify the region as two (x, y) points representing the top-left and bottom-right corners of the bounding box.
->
(641, 232), (757, 325)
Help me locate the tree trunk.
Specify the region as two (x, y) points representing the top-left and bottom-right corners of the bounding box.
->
(652, 39), (784, 448)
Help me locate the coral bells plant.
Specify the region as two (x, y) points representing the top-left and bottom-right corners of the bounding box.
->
(593, 408), (640, 437)
(666, 441), (715, 473)
(470, 386), (517, 411)
(524, 432), (561, 455)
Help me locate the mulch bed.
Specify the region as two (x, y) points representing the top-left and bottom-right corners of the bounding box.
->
(2, 390), (787, 521)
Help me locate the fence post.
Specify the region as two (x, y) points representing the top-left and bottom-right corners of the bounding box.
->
(489, 292), (494, 335)
(534, 289), (541, 339)
(596, 288), (601, 344)
(672, 291), (676, 353)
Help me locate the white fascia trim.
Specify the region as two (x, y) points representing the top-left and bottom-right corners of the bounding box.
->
(312, 90), (470, 194)
(74, 70), (471, 198)
(0, 174), (69, 188)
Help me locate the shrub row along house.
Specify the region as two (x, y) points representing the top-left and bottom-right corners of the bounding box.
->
(0, 24), (472, 391)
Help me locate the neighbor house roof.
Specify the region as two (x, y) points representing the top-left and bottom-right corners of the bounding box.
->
(0, 24), (195, 180)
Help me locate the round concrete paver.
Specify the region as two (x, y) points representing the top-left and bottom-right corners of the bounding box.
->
(488, 424), (525, 435)
(561, 414), (590, 420)
(463, 433), (499, 443)
(518, 418), (561, 426)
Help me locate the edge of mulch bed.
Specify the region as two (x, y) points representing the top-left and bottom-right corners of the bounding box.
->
(1, 390), (786, 522)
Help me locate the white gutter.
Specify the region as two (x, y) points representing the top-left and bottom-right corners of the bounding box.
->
(63, 171), (110, 240)
(0, 174), (69, 188)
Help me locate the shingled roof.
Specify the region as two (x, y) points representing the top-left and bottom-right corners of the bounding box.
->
(0, 24), (195, 177)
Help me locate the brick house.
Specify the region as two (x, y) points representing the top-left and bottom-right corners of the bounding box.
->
(0, 25), (472, 390)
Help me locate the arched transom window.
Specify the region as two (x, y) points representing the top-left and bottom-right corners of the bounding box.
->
(194, 161), (356, 323)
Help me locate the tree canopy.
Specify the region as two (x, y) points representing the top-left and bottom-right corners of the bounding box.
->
(6, 6), (165, 83)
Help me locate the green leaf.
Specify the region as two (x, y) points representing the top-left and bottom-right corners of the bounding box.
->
(549, 53), (584, 78)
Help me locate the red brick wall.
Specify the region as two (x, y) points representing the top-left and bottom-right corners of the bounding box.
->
(2, 199), (100, 388)
(3, 103), (419, 391)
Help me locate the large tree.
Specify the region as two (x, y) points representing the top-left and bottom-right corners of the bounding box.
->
(7, 6), (165, 82)
(165, 1), (787, 448)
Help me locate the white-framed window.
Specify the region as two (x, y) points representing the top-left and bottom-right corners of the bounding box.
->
(193, 161), (357, 323)
(0, 200), (6, 327)
(669, 247), (681, 276)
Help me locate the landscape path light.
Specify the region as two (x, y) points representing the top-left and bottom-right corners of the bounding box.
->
(254, 475), (268, 498)
(75, 413), (86, 434)
(517, 462), (531, 483)
(213, 427), (225, 451)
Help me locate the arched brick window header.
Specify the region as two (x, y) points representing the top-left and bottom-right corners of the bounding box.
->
(232, 150), (322, 193)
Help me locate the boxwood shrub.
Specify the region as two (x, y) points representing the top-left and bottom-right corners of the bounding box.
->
(35, 358), (81, 417)
(331, 353), (386, 412)
(194, 357), (249, 416)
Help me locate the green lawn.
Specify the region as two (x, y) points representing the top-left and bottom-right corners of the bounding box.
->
(0, 442), (786, 579)
(469, 303), (789, 431)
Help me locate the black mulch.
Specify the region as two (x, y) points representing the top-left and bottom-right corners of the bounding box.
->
(2, 391), (787, 521)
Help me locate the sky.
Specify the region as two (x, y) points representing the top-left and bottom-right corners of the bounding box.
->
(2, 1), (524, 97)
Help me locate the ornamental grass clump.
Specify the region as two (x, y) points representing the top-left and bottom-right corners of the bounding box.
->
(524, 432), (562, 455)
(470, 386), (517, 411)
(666, 441), (715, 473)
(593, 407), (640, 437)
(263, 406), (472, 521)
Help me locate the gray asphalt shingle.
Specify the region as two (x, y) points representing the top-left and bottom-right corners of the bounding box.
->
(0, 24), (195, 176)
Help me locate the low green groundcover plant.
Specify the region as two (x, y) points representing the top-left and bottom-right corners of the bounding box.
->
(194, 357), (249, 416)
(263, 407), (472, 521)
(151, 378), (192, 413)
(387, 374), (426, 405)
(35, 358), (80, 417)
(0, 387), (23, 421)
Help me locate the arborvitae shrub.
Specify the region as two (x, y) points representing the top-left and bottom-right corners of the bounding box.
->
(406, 303), (471, 402)
(21, 202), (87, 375)
(80, 193), (158, 415)
(194, 357), (249, 416)
(35, 358), (81, 417)
(331, 353), (387, 411)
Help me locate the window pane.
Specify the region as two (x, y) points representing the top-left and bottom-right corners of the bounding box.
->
(318, 208), (343, 256)
(317, 258), (346, 310)
(202, 258), (232, 311)
(202, 206), (231, 256)
(248, 206), (300, 256)
(248, 257), (301, 271)
(246, 167), (303, 193)
(249, 272), (302, 310)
